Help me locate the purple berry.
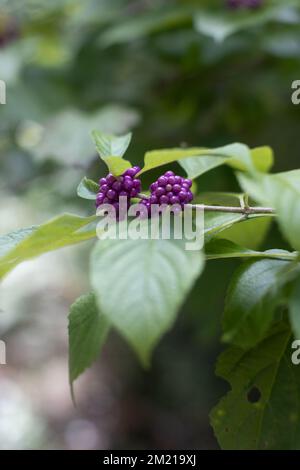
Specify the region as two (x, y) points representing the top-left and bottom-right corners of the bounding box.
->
(101, 184), (108, 193)
(172, 184), (181, 194)
(174, 175), (182, 184)
(158, 176), (168, 186)
(160, 195), (169, 204)
(95, 166), (142, 219)
(112, 180), (122, 191)
(155, 187), (165, 197)
(170, 196), (179, 205)
(148, 172), (194, 213)
(178, 190), (187, 202)
(150, 182), (158, 192)
(107, 189), (116, 200)
(168, 176), (176, 185)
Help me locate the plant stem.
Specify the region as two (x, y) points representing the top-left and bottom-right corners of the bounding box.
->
(137, 194), (275, 215)
(187, 204), (275, 215)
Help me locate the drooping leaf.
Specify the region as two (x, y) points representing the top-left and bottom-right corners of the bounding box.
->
(68, 293), (110, 385)
(289, 276), (300, 339)
(211, 322), (300, 450)
(0, 214), (97, 279)
(77, 177), (99, 200)
(90, 220), (204, 365)
(222, 257), (299, 348)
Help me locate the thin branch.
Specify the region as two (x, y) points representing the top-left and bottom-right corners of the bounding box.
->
(187, 204), (275, 215)
(136, 194), (275, 215)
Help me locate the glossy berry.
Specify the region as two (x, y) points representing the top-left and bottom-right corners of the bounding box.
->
(141, 172), (193, 216)
(95, 166), (141, 218)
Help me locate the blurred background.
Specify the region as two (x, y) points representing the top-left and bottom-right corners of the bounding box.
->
(0, 0), (299, 449)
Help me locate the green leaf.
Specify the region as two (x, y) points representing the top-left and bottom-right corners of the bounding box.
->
(222, 257), (299, 348)
(179, 146), (272, 179)
(289, 276), (300, 339)
(77, 177), (99, 200)
(90, 221), (204, 365)
(91, 130), (132, 158)
(91, 130), (132, 175)
(250, 146), (274, 173)
(140, 143), (254, 176)
(0, 214), (97, 280)
(205, 239), (298, 262)
(204, 212), (246, 239)
(0, 226), (37, 258)
(215, 216), (271, 250)
(210, 322), (300, 450)
(68, 293), (110, 385)
(238, 170), (300, 251)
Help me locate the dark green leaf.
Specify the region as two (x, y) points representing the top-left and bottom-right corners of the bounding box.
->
(68, 293), (110, 385)
(289, 276), (300, 339)
(211, 322), (300, 449)
(223, 257), (299, 348)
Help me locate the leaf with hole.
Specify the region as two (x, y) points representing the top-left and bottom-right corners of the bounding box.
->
(211, 322), (300, 450)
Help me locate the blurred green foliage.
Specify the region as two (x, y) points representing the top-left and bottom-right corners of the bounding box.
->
(1, 0), (300, 449)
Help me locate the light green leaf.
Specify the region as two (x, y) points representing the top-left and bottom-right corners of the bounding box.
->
(289, 276), (300, 339)
(91, 130), (132, 158)
(68, 293), (110, 385)
(0, 226), (37, 258)
(222, 257), (299, 348)
(0, 214), (97, 280)
(238, 170), (300, 251)
(91, 130), (132, 175)
(204, 212), (246, 239)
(205, 239), (297, 262)
(179, 146), (272, 179)
(90, 221), (204, 365)
(250, 146), (274, 173)
(77, 177), (99, 200)
(210, 322), (300, 450)
(140, 143), (254, 176)
(215, 217), (271, 250)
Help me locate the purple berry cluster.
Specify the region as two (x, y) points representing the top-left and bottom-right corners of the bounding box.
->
(140, 171), (193, 214)
(96, 166), (141, 217)
(226, 0), (262, 9)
